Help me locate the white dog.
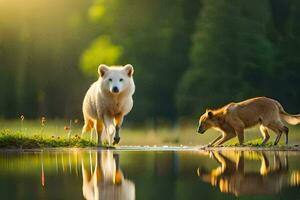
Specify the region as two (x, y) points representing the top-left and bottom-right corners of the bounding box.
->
(82, 64), (135, 145)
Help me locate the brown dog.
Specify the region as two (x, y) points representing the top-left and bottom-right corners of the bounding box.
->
(197, 97), (300, 146)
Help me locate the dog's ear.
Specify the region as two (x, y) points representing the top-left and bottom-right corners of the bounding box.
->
(98, 64), (109, 77)
(207, 110), (213, 118)
(124, 64), (134, 77)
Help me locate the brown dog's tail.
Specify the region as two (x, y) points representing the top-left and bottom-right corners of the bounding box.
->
(281, 113), (300, 125)
(275, 100), (300, 125)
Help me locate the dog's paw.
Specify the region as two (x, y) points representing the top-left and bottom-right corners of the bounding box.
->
(199, 143), (212, 149)
(113, 137), (120, 145)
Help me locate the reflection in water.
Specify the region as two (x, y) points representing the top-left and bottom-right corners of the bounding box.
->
(0, 150), (300, 199)
(81, 151), (135, 200)
(197, 151), (300, 196)
(38, 150), (135, 200)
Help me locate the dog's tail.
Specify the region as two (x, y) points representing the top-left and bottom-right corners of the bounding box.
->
(275, 100), (300, 125)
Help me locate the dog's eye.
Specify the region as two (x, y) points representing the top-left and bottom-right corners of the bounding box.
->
(119, 78), (123, 82)
(108, 78), (112, 82)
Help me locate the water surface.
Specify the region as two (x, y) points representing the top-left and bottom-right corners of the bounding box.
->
(0, 148), (299, 200)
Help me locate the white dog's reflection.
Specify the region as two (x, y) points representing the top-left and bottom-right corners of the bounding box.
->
(81, 151), (135, 200)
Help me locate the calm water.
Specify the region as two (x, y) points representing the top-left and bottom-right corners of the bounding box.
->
(0, 149), (299, 200)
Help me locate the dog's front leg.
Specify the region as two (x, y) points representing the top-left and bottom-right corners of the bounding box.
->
(103, 115), (115, 145)
(208, 134), (223, 147)
(213, 132), (235, 146)
(113, 114), (124, 145)
(236, 129), (244, 145)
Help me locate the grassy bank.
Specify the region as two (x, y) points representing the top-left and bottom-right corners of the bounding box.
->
(0, 119), (300, 149)
(0, 131), (96, 149)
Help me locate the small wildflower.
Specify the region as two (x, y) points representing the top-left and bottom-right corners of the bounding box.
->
(41, 117), (46, 126)
(64, 126), (71, 131)
(74, 119), (79, 124)
(20, 115), (25, 131)
(57, 136), (60, 139)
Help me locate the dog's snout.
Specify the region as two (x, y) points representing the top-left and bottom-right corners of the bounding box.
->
(197, 127), (201, 133)
(197, 125), (204, 134)
(112, 86), (119, 93)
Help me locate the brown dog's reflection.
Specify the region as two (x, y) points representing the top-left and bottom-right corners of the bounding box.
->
(81, 151), (135, 200)
(198, 151), (300, 196)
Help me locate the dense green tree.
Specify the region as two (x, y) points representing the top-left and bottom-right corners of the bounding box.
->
(0, 0), (299, 123)
(0, 0), (93, 118)
(270, 0), (300, 112)
(81, 0), (200, 123)
(176, 0), (273, 118)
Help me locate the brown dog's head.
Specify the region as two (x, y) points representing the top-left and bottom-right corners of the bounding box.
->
(197, 109), (217, 134)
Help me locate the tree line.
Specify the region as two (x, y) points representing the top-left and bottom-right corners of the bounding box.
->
(0, 0), (299, 124)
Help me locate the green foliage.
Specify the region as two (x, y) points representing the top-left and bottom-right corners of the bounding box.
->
(88, 4), (106, 22)
(0, 0), (300, 123)
(80, 35), (123, 77)
(85, 0), (200, 122)
(0, 0), (93, 118)
(268, 0), (300, 112)
(177, 0), (273, 118)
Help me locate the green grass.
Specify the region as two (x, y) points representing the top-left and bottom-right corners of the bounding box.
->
(0, 119), (300, 148)
(0, 130), (97, 149)
(223, 138), (294, 148)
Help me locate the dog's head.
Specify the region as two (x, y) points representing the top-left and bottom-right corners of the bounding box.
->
(98, 64), (134, 94)
(197, 109), (218, 134)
